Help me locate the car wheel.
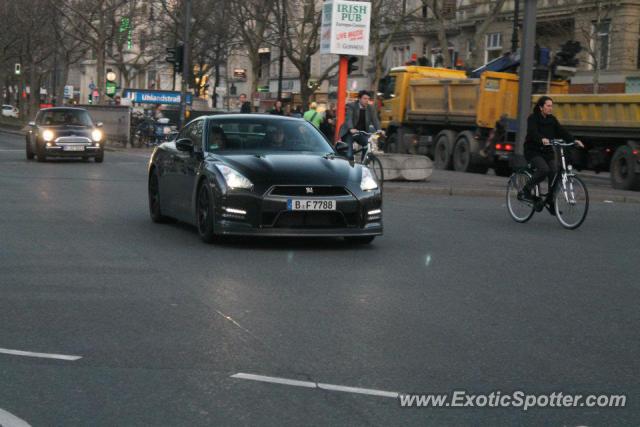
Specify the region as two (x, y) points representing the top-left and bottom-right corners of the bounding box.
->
(148, 171), (171, 223)
(36, 143), (46, 162)
(26, 138), (34, 160)
(344, 235), (375, 244)
(197, 181), (216, 243)
(94, 152), (104, 163)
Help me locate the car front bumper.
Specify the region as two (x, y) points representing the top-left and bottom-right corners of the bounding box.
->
(212, 186), (383, 237)
(44, 145), (103, 157)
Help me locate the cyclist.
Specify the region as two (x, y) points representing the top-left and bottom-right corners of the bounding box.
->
(339, 90), (383, 161)
(522, 96), (583, 210)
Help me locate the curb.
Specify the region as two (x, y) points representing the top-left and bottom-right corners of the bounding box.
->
(383, 184), (640, 204)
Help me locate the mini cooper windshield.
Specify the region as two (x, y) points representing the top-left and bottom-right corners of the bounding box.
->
(206, 118), (333, 154)
(38, 109), (94, 127)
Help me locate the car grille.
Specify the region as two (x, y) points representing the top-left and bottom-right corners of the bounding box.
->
(268, 186), (350, 197)
(273, 211), (347, 228)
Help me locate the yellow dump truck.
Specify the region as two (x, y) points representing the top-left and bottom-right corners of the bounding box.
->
(378, 66), (567, 176)
(378, 66), (640, 190)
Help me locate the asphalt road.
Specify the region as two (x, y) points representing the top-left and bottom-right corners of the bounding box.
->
(0, 131), (638, 426)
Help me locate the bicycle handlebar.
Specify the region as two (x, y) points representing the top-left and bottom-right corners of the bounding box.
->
(550, 139), (576, 147)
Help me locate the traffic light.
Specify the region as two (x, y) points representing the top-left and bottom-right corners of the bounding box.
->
(347, 56), (358, 75)
(165, 43), (184, 71)
(553, 40), (582, 67)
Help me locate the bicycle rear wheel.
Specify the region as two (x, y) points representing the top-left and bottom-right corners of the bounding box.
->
(554, 175), (588, 229)
(506, 172), (535, 223)
(363, 154), (384, 189)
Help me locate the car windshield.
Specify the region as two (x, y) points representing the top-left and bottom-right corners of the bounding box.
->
(38, 110), (93, 126)
(206, 117), (333, 154)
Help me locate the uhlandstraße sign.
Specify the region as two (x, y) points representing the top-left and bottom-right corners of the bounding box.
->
(320, 0), (371, 56)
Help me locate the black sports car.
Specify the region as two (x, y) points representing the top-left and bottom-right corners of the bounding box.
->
(26, 107), (105, 162)
(148, 114), (382, 243)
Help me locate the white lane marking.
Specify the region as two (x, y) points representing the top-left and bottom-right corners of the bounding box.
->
(231, 372), (399, 399)
(0, 149), (23, 152)
(232, 373), (316, 389)
(0, 348), (82, 361)
(0, 407), (31, 427)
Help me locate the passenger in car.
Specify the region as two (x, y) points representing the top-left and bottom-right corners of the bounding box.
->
(209, 126), (228, 150)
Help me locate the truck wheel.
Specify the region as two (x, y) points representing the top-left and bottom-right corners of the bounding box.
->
(434, 130), (456, 170)
(453, 131), (488, 174)
(610, 146), (640, 190)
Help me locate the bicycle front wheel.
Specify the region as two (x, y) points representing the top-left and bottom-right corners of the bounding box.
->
(506, 172), (535, 223)
(554, 175), (589, 229)
(363, 154), (384, 189)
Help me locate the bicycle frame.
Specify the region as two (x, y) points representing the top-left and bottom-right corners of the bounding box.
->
(535, 140), (577, 204)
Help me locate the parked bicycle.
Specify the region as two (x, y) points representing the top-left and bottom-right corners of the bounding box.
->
(506, 139), (589, 229)
(351, 130), (385, 188)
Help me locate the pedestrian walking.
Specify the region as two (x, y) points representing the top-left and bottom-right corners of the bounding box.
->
(303, 102), (323, 129)
(239, 93), (252, 113)
(269, 100), (285, 115)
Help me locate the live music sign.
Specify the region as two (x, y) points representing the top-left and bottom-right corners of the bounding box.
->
(320, 0), (371, 56)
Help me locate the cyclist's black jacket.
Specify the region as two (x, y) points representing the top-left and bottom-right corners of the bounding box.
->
(525, 112), (573, 156)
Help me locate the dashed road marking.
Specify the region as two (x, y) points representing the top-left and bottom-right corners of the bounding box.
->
(231, 372), (399, 399)
(0, 407), (31, 427)
(0, 347), (82, 361)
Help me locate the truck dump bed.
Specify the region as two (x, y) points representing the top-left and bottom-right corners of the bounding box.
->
(532, 94), (640, 139)
(406, 72), (567, 129)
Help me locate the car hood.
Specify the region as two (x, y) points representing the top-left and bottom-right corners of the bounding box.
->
(40, 126), (92, 137)
(210, 153), (361, 186)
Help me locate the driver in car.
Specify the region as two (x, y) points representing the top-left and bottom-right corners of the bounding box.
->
(209, 126), (227, 150)
(264, 126), (286, 149)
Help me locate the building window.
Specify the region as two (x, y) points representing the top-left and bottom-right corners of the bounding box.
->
(591, 20), (610, 70)
(485, 32), (502, 64)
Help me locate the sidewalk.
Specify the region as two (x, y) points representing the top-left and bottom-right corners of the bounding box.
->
(385, 169), (640, 203)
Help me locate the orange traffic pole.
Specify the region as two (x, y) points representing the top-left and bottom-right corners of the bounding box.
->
(334, 55), (348, 143)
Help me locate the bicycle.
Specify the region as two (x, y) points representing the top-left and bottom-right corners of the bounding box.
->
(506, 139), (589, 229)
(351, 130), (385, 188)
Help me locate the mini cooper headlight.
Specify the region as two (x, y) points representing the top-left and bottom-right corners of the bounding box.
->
(42, 129), (55, 142)
(91, 129), (103, 142)
(360, 167), (378, 191)
(215, 164), (253, 190)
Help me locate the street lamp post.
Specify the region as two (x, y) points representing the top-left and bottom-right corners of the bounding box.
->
(179, 0), (192, 129)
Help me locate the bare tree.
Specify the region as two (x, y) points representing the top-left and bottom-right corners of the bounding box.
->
(229, 0), (275, 99)
(369, 0), (424, 100)
(467, 0), (508, 68)
(52, 0), (129, 104)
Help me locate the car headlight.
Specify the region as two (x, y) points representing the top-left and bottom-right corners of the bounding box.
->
(42, 129), (55, 142)
(360, 167), (378, 191)
(215, 164), (253, 190)
(91, 129), (103, 142)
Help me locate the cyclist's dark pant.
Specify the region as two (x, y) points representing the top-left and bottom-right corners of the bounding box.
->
(526, 151), (557, 193)
(343, 133), (369, 161)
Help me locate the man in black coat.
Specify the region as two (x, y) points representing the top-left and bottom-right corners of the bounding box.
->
(239, 93), (252, 113)
(339, 90), (382, 161)
(523, 96), (583, 208)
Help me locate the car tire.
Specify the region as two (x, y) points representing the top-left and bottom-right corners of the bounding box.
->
(26, 138), (34, 160)
(36, 143), (46, 162)
(148, 171), (171, 223)
(196, 181), (216, 243)
(344, 235), (375, 244)
(94, 152), (104, 163)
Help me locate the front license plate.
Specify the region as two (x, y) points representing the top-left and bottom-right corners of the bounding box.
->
(63, 145), (85, 151)
(287, 199), (336, 211)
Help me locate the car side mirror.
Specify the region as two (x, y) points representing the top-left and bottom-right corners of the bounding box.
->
(96, 122), (104, 128)
(176, 138), (193, 152)
(28, 121), (36, 126)
(334, 141), (349, 156)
